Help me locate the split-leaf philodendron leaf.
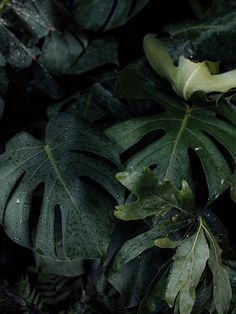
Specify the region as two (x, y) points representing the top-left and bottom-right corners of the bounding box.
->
(108, 66), (236, 202)
(0, 113), (123, 260)
(143, 34), (236, 100)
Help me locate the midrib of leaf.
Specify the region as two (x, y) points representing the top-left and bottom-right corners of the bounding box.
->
(202, 223), (220, 273)
(170, 217), (203, 288)
(182, 63), (204, 100)
(169, 24), (217, 36)
(0, 21), (35, 58)
(12, 5), (52, 32)
(165, 106), (191, 179)
(44, 144), (79, 213)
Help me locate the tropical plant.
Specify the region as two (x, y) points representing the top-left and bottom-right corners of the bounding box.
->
(0, 0), (236, 313)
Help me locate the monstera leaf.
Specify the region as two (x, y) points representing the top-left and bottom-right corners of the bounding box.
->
(106, 65), (236, 202)
(0, 113), (123, 260)
(73, 0), (150, 31)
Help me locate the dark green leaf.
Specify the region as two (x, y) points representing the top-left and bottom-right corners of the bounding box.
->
(0, 113), (123, 260)
(0, 0), (62, 44)
(107, 247), (161, 307)
(114, 168), (194, 221)
(36, 255), (85, 277)
(138, 262), (171, 314)
(164, 7), (236, 65)
(47, 83), (126, 123)
(112, 215), (190, 271)
(74, 0), (150, 31)
(108, 65), (236, 202)
(41, 33), (118, 75)
(0, 20), (38, 69)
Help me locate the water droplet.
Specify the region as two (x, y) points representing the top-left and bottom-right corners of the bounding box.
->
(116, 194), (120, 198)
(221, 179), (224, 184)
(195, 147), (201, 151)
(16, 198), (20, 204)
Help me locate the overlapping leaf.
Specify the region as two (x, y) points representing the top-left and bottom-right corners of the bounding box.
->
(111, 168), (193, 269)
(73, 0), (150, 31)
(164, 3), (236, 65)
(0, 1), (62, 98)
(40, 33), (118, 75)
(107, 64), (236, 202)
(0, 113), (123, 260)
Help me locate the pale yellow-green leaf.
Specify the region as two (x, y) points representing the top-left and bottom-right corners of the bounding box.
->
(143, 34), (236, 100)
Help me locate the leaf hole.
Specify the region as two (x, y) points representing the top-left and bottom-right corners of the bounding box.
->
(215, 113), (234, 126)
(28, 183), (45, 246)
(149, 163), (157, 171)
(54, 205), (64, 257)
(79, 176), (116, 205)
(203, 130), (235, 171)
(120, 129), (166, 163)
(188, 148), (208, 206)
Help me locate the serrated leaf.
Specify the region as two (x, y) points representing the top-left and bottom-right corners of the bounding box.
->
(73, 0), (150, 31)
(108, 65), (236, 202)
(41, 33), (118, 75)
(203, 223), (232, 314)
(0, 113), (123, 260)
(114, 168), (194, 221)
(165, 223), (209, 314)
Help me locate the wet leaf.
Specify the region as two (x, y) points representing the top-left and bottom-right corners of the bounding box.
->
(109, 62), (236, 202)
(74, 0), (150, 31)
(0, 113), (123, 260)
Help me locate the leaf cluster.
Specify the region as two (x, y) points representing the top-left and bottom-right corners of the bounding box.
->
(0, 0), (236, 313)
